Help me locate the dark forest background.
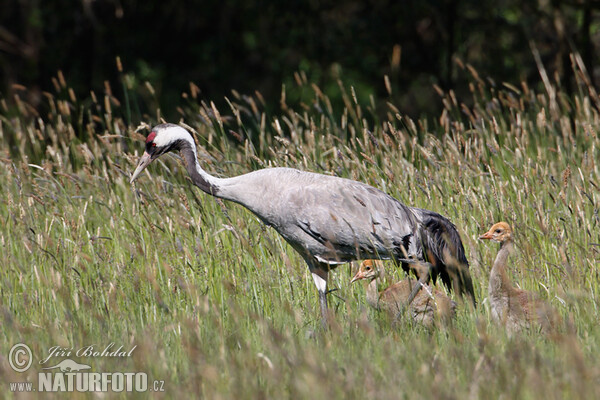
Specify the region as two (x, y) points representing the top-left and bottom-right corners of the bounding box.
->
(1, 0), (599, 119)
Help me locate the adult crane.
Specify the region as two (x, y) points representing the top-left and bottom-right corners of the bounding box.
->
(130, 123), (475, 324)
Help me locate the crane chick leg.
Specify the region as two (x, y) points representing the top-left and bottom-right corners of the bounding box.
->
(310, 268), (329, 327)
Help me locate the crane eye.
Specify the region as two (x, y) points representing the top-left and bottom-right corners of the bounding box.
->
(151, 143), (157, 147)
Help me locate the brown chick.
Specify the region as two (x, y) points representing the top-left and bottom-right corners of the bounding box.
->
(351, 260), (456, 328)
(479, 222), (559, 334)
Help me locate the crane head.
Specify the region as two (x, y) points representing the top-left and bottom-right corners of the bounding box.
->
(350, 260), (382, 283)
(478, 221), (512, 243)
(130, 124), (194, 182)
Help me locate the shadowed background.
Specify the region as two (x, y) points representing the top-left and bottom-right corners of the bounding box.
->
(1, 0), (599, 118)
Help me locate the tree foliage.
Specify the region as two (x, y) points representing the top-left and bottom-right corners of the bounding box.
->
(1, 0), (599, 118)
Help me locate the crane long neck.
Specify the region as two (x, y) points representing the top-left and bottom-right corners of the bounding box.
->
(490, 239), (514, 293)
(494, 240), (513, 269)
(365, 277), (381, 310)
(181, 142), (222, 196)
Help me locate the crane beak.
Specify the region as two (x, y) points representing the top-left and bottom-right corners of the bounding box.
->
(350, 270), (365, 284)
(130, 152), (153, 183)
(478, 231), (493, 240)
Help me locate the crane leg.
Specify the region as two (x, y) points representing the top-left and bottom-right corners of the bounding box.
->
(398, 258), (432, 305)
(406, 274), (428, 305)
(311, 269), (329, 327)
(393, 259), (431, 322)
(392, 275), (428, 323)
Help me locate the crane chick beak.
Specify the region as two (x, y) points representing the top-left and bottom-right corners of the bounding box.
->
(478, 231), (493, 240)
(130, 152), (153, 183)
(350, 270), (365, 284)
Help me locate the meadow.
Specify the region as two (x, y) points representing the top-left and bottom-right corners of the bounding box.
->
(0, 60), (599, 399)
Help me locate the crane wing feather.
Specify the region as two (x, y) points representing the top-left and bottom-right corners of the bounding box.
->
(278, 176), (419, 263)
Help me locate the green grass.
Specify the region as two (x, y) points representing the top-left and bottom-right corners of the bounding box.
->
(0, 64), (599, 399)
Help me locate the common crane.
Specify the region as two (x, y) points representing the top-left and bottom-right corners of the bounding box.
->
(479, 222), (559, 334)
(351, 260), (456, 328)
(130, 123), (475, 324)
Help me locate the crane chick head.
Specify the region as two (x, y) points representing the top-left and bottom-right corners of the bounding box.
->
(351, 260), (383, 283)
(479, 221), (512, 243)
(130, 124), (195, 182)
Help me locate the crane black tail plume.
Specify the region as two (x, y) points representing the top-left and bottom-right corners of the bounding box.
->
(419, 212), (476, 306)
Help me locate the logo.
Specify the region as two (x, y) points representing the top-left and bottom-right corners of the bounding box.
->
(9, 344), (33, 373)
(7, 342), (165, 393)
(42, 359), (91, 372)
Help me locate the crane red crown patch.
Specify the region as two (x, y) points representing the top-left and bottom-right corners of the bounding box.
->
(146, 131), (157, 144)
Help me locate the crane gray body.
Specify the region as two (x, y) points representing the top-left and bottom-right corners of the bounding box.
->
(218, 168), (423, 264)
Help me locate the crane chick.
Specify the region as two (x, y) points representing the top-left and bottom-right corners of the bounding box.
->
(479, 222), (560, 334)
(351, 260), (456, 328)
